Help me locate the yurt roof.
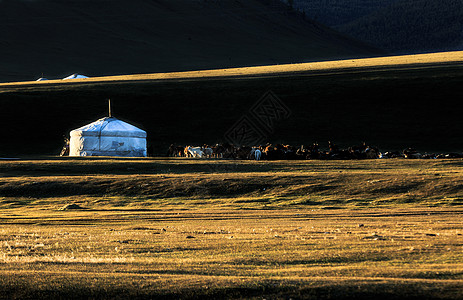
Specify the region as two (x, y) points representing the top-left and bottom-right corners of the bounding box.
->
(70, 117), (146, 138)
(63, 74), (89, 80)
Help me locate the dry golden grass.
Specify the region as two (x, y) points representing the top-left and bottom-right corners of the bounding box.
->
(1, 158), (463, 209)
(0, 208), (462, 299)
(0, 158), (462, 298)
(1, 51), (462, 87)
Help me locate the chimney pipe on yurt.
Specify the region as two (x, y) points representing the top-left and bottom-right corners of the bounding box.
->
(68, 100), (147, 157)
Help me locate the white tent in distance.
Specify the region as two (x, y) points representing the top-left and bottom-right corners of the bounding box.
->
(63, 74), (88, 80)
(69, 102), (147, 157)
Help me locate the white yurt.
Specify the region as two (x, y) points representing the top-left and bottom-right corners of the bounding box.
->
(63, 74), (89, 80)
(69, 116), (147, 157)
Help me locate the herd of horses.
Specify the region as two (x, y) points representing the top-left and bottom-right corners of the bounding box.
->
(167, 142), (463, 160)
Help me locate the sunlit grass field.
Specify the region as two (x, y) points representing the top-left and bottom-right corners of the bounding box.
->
(1, 51), (462, 87)
(0, 158), (462, 299)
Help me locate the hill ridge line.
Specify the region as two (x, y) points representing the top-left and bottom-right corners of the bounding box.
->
(1, 51), (462, 87)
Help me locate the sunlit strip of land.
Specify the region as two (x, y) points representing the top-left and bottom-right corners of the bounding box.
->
(1, 51), (463, 87)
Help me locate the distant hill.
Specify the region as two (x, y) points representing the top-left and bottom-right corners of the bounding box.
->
(293, 0), (463, 53)
(0, 0), (379, 83)
(292, 0), (395, 27)
(338, 0), (463, 53)
(1, 55), (463, 156)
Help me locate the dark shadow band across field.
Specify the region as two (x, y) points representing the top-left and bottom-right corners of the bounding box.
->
(1, 274), (462, 300)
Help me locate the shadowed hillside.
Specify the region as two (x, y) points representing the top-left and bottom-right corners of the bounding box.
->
(293, 0), (395, 27)
(338, 0), (463, 53)
(294, 0), (463, 54)
(1, 56), (463, 156)
(0, 0), (379, 83)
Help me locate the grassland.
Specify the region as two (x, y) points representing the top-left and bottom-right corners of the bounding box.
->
(1, 51), (461, 86)
(2, 158), (463, 208)
(2, 53), (463, 298)
(0, 158), (462, 299)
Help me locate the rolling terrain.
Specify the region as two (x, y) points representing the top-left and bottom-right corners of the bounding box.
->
(2, 3), (463, 298)
(293, 0), (394, 27)
(0, 0), (379, 83)
(294, 0), (463, 53)
(338, 0), (463, 53)
(1, 52), (463, 156)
